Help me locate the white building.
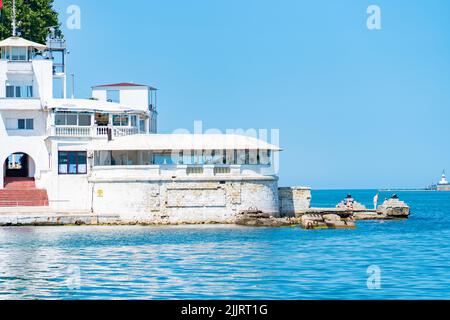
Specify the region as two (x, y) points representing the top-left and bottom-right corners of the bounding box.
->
(0, 35), (310, 223)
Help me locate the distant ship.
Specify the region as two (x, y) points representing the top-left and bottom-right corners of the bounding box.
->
(437, 170), (450, 191)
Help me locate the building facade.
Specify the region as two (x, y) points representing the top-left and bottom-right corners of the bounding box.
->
(0, 36), (310, 223)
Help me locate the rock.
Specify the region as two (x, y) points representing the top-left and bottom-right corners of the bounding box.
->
(322, 214), (341, 222)
(377, 197), (410, 218)
(300, 214), (328, 230)
(300, 213), (356, 230)
(323, 214), (355, 229)
(353, 212), (386, 220)
(325, 220), (356, 229)
(235, 210), (298, 227)
(301, 214), (323, 222)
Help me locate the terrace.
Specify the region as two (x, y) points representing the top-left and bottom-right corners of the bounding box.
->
(49, 112), (144, 138)
(46, 99), (151, 138)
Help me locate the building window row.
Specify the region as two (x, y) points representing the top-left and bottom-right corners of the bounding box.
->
(94, 150), (272, 167)
(55, 112), (92, 126)
(1, 47), (31, 61)
(54, 112), (143, 129)
(6, 118), (34, 130)
(6, 84), (33, 98)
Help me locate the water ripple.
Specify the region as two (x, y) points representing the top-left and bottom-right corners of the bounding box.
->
(1, 191), (450, 299)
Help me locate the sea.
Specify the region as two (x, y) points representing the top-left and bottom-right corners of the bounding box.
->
(0, 190), (449, 300)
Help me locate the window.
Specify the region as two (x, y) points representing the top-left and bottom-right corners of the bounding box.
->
(113, 115), (129, 126)
(78, 113), (92, 126)
(153, 153), (175, 165)
(6, 86), (14, 98)
(107, 90), (120, 103)
(258, 150), (271, 165)
(139, 119), (146, 133)
(1, 48), (11, 60)
(11, 47), (28, 61)
(130, 115), (137, 127)
(5, 84), (33, 98)
(55, 112), (92, 126)
(58, 151), (87, 175)
(6, 118), (34, 130)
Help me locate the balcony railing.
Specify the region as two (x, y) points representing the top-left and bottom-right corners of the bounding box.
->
(50, 126), (139, 138)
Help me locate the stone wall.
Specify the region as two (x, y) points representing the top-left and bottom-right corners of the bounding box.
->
(49, 177), (281, 224)
(278, 187), (311, 217)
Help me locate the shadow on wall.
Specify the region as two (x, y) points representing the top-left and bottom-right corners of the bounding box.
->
(279, 187), (312, 217)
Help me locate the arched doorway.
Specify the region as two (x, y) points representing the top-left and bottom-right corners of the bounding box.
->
(3, 153), (35, 178)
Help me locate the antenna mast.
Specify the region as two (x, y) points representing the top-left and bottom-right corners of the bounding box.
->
(12, 0), (17, 36)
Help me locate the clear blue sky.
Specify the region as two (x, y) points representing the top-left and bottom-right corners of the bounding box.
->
(53, 0), (450, 189)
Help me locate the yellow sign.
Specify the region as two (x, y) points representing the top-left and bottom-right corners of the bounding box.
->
(96, 189), (104, 198)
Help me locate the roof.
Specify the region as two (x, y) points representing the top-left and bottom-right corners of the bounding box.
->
(0, 37), (47, 50)
(92, 83), (157, 90)
(88, 134), (281, 151)
(46, 99), (147, 114)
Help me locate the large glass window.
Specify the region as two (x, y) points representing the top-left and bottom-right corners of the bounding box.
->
(58, 151), (87, 175)
(78, 113), (92, 126)
(153, 154), (174, 165)
(5, 83), (33, 98)
(113, 115), (129, 126)
(11, 47), (28, 61)
(55, 112), (92, 126)
(92, 149), (272, 167)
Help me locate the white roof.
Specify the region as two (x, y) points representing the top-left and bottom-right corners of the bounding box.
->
(0, 98), (42, 110)
(89, 134), (281, 151)
(46, 99), (146, 114)
(0, 37), (47, 50)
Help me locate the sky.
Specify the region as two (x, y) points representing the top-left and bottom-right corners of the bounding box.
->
(52, 0), (450, 189)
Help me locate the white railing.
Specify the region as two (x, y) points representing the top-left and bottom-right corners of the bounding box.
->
(96, 127), (109, 136)
(55, 126), (91, 137)
(51, 126), (139, 138)
(113, 127), (139, 137)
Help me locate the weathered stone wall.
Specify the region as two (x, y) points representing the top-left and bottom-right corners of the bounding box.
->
(85, 178), (280, 223)
(278, 187), (311, 217)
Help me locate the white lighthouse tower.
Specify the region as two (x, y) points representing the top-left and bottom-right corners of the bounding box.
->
(437, 170), (450, 191)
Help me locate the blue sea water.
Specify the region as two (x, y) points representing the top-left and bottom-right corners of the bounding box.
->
(0, 190), (449, 300)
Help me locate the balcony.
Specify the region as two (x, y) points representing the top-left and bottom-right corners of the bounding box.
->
(50, 125), (139, 138)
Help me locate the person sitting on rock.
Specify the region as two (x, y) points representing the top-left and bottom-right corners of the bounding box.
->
(344, 194), (355, 209)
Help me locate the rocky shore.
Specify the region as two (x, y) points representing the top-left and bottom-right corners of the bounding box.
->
(0, 195), (410, 229)
(235, 195), (411, 230)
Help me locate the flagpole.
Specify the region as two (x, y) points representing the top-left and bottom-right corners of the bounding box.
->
(12, 0), (17, 36)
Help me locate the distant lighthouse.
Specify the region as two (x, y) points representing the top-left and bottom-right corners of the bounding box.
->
(437, 170), (450, 191)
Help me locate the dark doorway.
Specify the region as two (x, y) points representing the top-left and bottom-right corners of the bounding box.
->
(4, 153), (29, 178)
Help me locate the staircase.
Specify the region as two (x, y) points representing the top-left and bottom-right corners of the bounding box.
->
(0, 178), (49, 207)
